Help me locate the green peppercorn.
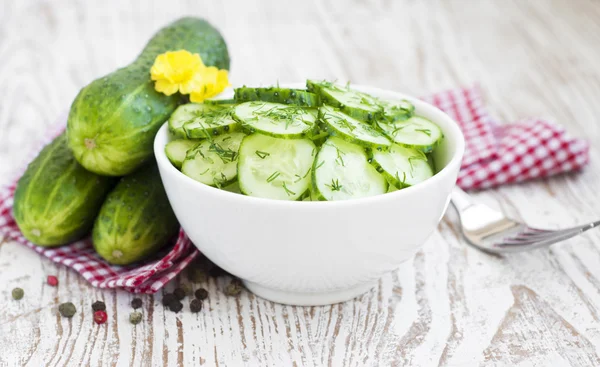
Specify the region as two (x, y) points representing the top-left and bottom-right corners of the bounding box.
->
(58, 302), (77, 318)
(92, 301), (106, 312)
(129, 311), (143, 325)
(194, 288), (208, 300)
(11, 287), (24, 300)
(173, 287), (186, 300)
(131, 298), (142, 309)
(190, 299), (202, 313)
(224, 279), (243, 297)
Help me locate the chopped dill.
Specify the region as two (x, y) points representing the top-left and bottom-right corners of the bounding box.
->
(255, 150), (270, 159)
(325, 178), (343, 192)
(282, 182), (296, 196)
(266, 171), (281, 183)
(415, 128), (431, 137)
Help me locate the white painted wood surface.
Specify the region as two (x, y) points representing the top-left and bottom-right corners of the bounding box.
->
(1, 0), (600, 365)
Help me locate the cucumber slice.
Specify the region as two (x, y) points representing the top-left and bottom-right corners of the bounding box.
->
(165, 139), (200, 169)
(181, 132), (245, 187)
(237, 134), (316, 201)
(181, 104), (239, 139)
(233, 102), (317, 138)
(234, 87), (320, 107)
(313, 137), (387, 201)
(223, 181), (241, 194)
(319, 105), (391, 148)
(169, 103), (216, 138)
(372, 144), (433, 189)
(379, 98), (415, 122)
(307, 80), (383, 122)
(376, 115), (443, 153)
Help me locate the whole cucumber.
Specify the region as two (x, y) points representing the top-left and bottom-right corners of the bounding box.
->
(67, 17), (230, 176)
(13, 134), (116, 246)
(92, 164), (179, 265)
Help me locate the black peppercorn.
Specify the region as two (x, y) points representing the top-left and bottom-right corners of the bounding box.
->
(194, 288), (208, 300)
(92, 301), (106, 312)
(131, 298), (142, 309)
(162, 293), (176, 306)
(168, 300), (183, 313)
(173, 287), (186, 300)
(190, 299), (202, 313)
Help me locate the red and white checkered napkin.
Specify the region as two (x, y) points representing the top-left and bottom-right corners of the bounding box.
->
(422, 86), (589, 190)
(0, 86), (590, 293)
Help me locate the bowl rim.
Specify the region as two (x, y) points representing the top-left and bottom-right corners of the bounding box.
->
(154, 83), (465, 208)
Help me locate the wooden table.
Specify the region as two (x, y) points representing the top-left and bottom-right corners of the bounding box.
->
(2, 0), (600, 365)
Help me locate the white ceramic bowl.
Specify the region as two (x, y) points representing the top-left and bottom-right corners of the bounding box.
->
(154, 85), (464, 306)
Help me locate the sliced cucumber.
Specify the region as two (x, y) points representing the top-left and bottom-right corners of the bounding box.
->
(308, 80), (383, 122)
(165, 139), (200, 169)
(319, 105), (391, 148)
(181, 104), (239, 139)
(169, 103), (217, 138)
(378, 98), (415, 123)
(181, 132), (245, 187)
(313, 137), (387, 201)
(237, 134), (316, 201)
(223, 181), (241, 194)
(377, 115), (443, 153)
(234, 87), (320, 107)
(372, 144), (433, 189)
(233, 101), (317, 138)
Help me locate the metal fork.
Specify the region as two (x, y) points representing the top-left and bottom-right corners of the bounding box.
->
(450, 187), (600, 254)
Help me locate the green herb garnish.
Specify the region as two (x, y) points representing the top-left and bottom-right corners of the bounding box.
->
(282, 182), (296, 196)
(255, 150), (270, 159)
(326, 179), (343, 192)
(266, 171), (281, 183)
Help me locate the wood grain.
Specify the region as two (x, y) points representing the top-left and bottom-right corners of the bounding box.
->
(2, 0), (600, 365)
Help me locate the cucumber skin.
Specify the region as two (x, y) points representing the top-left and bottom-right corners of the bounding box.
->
(13, 134), (117, 246)
(68, 18), (230, 176)
(234, 87), (321, 107)
(92, 164), (179, 265)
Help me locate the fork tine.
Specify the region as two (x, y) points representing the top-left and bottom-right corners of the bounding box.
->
(497, 220), (600, 251)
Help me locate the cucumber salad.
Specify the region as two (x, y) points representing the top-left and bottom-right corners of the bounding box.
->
(165, 80), (443, 201)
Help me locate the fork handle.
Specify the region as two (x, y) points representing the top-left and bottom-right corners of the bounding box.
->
(451, 186), (475, 213)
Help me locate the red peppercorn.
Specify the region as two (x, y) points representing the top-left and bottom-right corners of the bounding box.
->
(47, 275), (59, 287)
(93, 310), (108, 324)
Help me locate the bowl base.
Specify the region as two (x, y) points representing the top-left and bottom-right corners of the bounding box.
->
(242, 280), (379, 306)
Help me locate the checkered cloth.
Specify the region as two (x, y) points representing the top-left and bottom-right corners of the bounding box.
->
(0, 86), (589, 293)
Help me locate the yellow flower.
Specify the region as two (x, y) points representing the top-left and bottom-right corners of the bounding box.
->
(150, 50), (204, 95)
(190, 67), (230, 103)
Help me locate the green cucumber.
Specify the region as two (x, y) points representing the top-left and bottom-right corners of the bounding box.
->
(319, 105), (391, 148)
(234, 87), (320, 107)
(13, 134), (116, 246)
(307, 80), (382, 121)
(67, 17), (230, 176)
(165, 139), (200, 169)
(178, 104), (239, 139)
(312, 137), (387, 201)
(181, 132), (245, 186)
(377, 115), (443, 153)
(237, 134), (316, 200)
(371, 144), (433, 189)
(92, 164), (179, 265)
(233, 102), (317, 138)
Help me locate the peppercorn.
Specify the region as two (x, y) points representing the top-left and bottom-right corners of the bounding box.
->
(162, 293), (176, 306)
(130, 311), (143, 325)
(58, 302), (77, 318)
(190, 299), (202, 313)
(11, 287), (24, 300)
(168, 300), (183, 313)
(93, 310), (107, 324)
(173, 287), (186, 300)
(194, 288), (208, 300)
(47, 275), (59, 287)
(92, 301), (106, 312)
(224, 279), (243, 297)
(131, 298), (142, 309)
